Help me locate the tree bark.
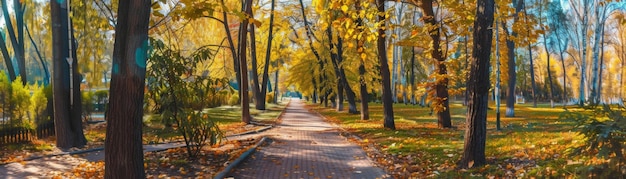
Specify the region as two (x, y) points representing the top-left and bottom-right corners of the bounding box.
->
(258, 0), (276, 110)
(528, 43), (537, 107)
(239, 0), (253, 124)
(298, 0), (324, 106)
(336, 36), (358, 113)
(419, 0), (452, 128)
(458, 0), (494, 168)
(219, 0), (241, 102)
(1, 0), (25, 84)
(503, 0), (523, 117)
(51, 0), (87, 149)
(249, 24), (261, 109)
(357, 0), (369, 120)
(378, 0), (394, 129)
(103, 0), (151, 178)
(0, 33), (16, 81)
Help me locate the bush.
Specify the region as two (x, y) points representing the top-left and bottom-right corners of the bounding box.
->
(228, 93), (240, 106)
(30, 84), (48, 125)
(176, 110), (223, 158)
(94, 90), (108, 112)
(562, 105), (626, 177)
(82, 91), (95, 121)
(10, 77), (32, 128)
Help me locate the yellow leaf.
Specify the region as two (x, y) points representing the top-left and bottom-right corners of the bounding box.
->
(341, 5), (349, 13)
(360, 53), (367, 59)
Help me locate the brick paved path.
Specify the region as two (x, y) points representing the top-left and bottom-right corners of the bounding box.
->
(228, 99), (388, 179)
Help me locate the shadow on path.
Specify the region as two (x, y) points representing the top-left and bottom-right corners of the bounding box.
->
(228, 99), (388, 179)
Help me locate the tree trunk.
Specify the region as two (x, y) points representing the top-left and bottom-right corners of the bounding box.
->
(249, 24), (262, 109)
(298, 0), (324, 107)
(51, 0), (87, 149)
(578, 3), (590, 107)
(597, 23), (605, 103)
(337, 36), (358, 113)
(378, 0), (394, 129)
(258, 0), (276, 110)
(103, 0), (151, 178)
(274, 70), (279, 104)
(419, 0), (452, 128)
(2, 0), (25, 84)
(538, 4), (555, 108)
(238, 0), (253, 124)
(325, 26), (345, 111)
(356, 0), (369, 120)
(458, 0), (494, 168)
(528, 43), (537, 107)
(219, 0), (241, 100)
(0, 33), (16, 81)
(410, 47), (416, 105)
(503, 0), (523, 117)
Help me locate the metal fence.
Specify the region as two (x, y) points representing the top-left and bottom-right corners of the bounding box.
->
(0, 120), (55, 145)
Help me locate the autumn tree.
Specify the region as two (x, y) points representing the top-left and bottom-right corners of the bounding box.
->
(458, 0), (494, 169)
(51, 0), (87, 149)
(500, 0), (523, 117)
(413, 0), (453, 128)
(104, 0), (151, 177)
(378, 0), (394, 129)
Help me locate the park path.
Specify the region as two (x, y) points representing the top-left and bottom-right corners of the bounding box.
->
(227, 99), (388, 179)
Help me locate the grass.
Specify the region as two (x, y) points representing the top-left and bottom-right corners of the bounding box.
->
(1, 102), (287, 165)
(312, 101), (590, 178)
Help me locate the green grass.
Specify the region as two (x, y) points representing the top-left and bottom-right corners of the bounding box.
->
(142, 102), (287, 143)
(313, 101), (590, 178)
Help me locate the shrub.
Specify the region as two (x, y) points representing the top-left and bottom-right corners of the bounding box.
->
(562, 105), (626, 177)
(228, 93), (240, 106)
(10, 77), (32, 128)
(82, 91), (95, 122)
(30, 84), (48, 125)
(94, 90), (108, 112)
(176, 110), (223, 158)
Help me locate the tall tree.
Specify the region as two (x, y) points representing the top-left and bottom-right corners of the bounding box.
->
(356, 0), (369, 120)
(458, 0), (494, 168)
(51, 0), (87, 149)
(546, 0), (569, 108)
(298, 0), (325, 106)
(1, 0), (26, 84)
(104, 0), (151, 177)
(378, 0), (394, 129)
(567, 0), (591, 106)
(538, 0), (555, 108)
(257, 0), (276, 110)
(239, 0), (253, 123)
(502, 0), (523, 117)
(417, 0), (452, 128)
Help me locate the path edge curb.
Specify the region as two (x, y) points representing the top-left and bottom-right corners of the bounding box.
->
(213, 136), (269, 179)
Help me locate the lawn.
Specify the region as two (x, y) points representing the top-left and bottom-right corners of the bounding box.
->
(312, 101), (591, 178)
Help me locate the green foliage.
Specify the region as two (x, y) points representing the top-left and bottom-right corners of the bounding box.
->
(146, 38), (228, 157)
(10, 77), (32, 128)
(228, 93), (240, 106)
(177, 110), (223, 158)
(29, 84), (48, 125)
(82, 91), (95, 122)
(0, 74), (49, 129)
(93, 90), (108, 112)
(563, 105), (626, 177)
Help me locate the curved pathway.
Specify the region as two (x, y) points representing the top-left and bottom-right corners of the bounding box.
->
(228, 99), (388, 179)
